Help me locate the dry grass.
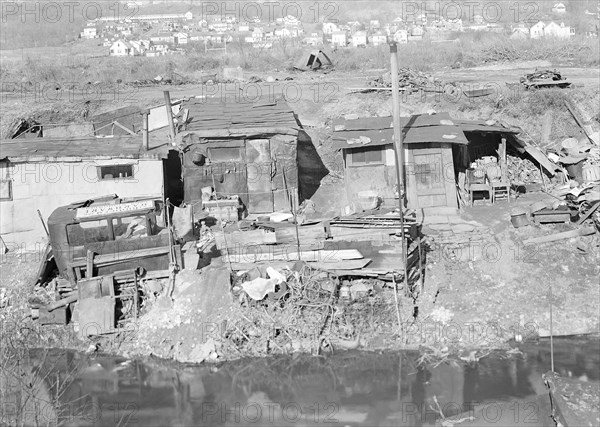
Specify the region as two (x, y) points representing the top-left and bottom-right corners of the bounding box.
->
(2, 35), (597, 89)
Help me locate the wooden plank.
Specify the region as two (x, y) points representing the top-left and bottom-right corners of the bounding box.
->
(71, 246), (171, 268)
(214, 229), (277, 249)
(309, 258), (372, 271)
(86, 250), (95, 278)
(576, 201), (600, 226)
(224, 249), (363, 263)
(524, 145), (557, 176)
(523, 227), (596, 245)
(275, 224), (326, 244)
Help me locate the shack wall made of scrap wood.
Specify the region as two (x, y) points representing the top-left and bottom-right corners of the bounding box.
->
(342, 142), (458, 210)
(0, 159), (164, 251)
(182, 134), (298, 214)
(342, 144), (398, 204)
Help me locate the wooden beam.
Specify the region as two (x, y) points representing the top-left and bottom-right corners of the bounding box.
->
(524, 145), (557, 176)
(523, 227), (596, 245)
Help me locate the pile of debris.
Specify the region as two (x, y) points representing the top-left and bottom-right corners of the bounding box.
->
(127, 74), (216, 87)
(507, 155), (544, 185)
(368, 68), (454, 93)
(518, 69), (572, 89)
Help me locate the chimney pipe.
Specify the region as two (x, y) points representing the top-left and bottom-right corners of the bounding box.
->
(163, 90), (177, 145)
(142, 109), (149, 150)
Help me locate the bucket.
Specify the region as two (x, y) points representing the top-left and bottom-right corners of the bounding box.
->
(582, 164), (600, 182)
(511, 209), (529, 228)
(565, 160), (585, 183)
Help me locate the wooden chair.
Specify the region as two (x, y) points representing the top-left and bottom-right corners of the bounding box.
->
(485, 164), (510, 204)
(467, 169), (491, 206)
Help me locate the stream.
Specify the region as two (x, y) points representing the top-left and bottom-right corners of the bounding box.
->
(3, 335), (598, 426)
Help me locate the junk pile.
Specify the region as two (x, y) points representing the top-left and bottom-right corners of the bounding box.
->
(507, 155), (544, 185)
(225, 261), (401, 356)
(518, 69), (572, 89)
(127, 73), (217, 87)
(215, 207), (423, 282)
(367, 68), (457, 94)
(28, 196), (193, 338)
(513, 136), (600, 235)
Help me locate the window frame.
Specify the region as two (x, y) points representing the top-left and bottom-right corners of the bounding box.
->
(208, 146), (243, 163)
(97, 164), (135, 181)
(0, 179), (12, 201)
(345, 146), (386, 167)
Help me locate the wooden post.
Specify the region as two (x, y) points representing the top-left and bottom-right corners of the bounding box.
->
(389, 42), (409, 296)
(163, 91), (176, 144)
(86, 250), (95, 279)
(142, 109), (149, 150)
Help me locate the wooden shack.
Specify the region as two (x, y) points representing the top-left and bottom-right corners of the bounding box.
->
(0, 136), (169, 250)
(332, 113), (469, 210)
(176, 98), (300, 215)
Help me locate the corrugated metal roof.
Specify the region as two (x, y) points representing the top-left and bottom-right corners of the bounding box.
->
(452, 119), (520, 134)
(0, 136), (169, 162)
(332, 113), (469, 149)
(181, 98), (299, 134)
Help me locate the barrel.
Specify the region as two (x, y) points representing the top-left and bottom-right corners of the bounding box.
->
(582, 164), (600, 183)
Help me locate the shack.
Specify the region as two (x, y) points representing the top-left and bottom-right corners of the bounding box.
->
(0, 136), (169, 250)
(175, 98), (300, 215)
(332, 113), (468, 210)
(332, 113), (527, 209)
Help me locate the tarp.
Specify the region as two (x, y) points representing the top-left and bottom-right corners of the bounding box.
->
(294, 50), (333, 71)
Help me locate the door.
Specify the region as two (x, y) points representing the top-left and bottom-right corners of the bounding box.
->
(407, 145), (457, 209)
(246, 139), (274, 213)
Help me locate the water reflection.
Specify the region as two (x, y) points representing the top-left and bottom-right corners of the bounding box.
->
(4, 336), (598, 427)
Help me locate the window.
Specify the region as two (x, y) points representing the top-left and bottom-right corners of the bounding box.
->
(348, 146), (384, 166)
(0, 180), (12, 201)
(67, 220), (111, 245)
(113, 215), (149, 239)
(97, 164), (134, 180)
(208, 147), (242, 162)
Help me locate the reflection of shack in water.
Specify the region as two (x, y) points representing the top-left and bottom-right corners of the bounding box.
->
(17, 338), (600, 426)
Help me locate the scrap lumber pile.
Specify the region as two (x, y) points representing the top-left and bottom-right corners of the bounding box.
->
(519, 69), (572, 89)
(367, 69), (456, 93)
(214, 208), (423, 282)
(507, 155), (544, 184)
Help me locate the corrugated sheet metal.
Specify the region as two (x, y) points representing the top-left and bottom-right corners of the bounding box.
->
(332, 113), (469, 149)
(181, 98), (299, 133)
(0, 136), (168, 162)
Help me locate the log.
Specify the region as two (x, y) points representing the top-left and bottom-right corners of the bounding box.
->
(523, 227), (596, 245)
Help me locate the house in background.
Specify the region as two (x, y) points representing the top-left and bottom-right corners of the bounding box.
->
(510, 27), (530, 40)
(174, 31), (188, 44)
(371, 32), (388, 46)
(332, 31), (348, 47)
(351, 31), (368, 47)
(0, 136), (170, 250)
(552, 3), (567, 14)
(531, 21), (573, 38)
(109, 39), (138, 56)
(82, 26), (98, 39)
(393, 29), (409, 44)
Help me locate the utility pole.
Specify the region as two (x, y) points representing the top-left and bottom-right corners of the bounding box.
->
(389, 42), (409, 297)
